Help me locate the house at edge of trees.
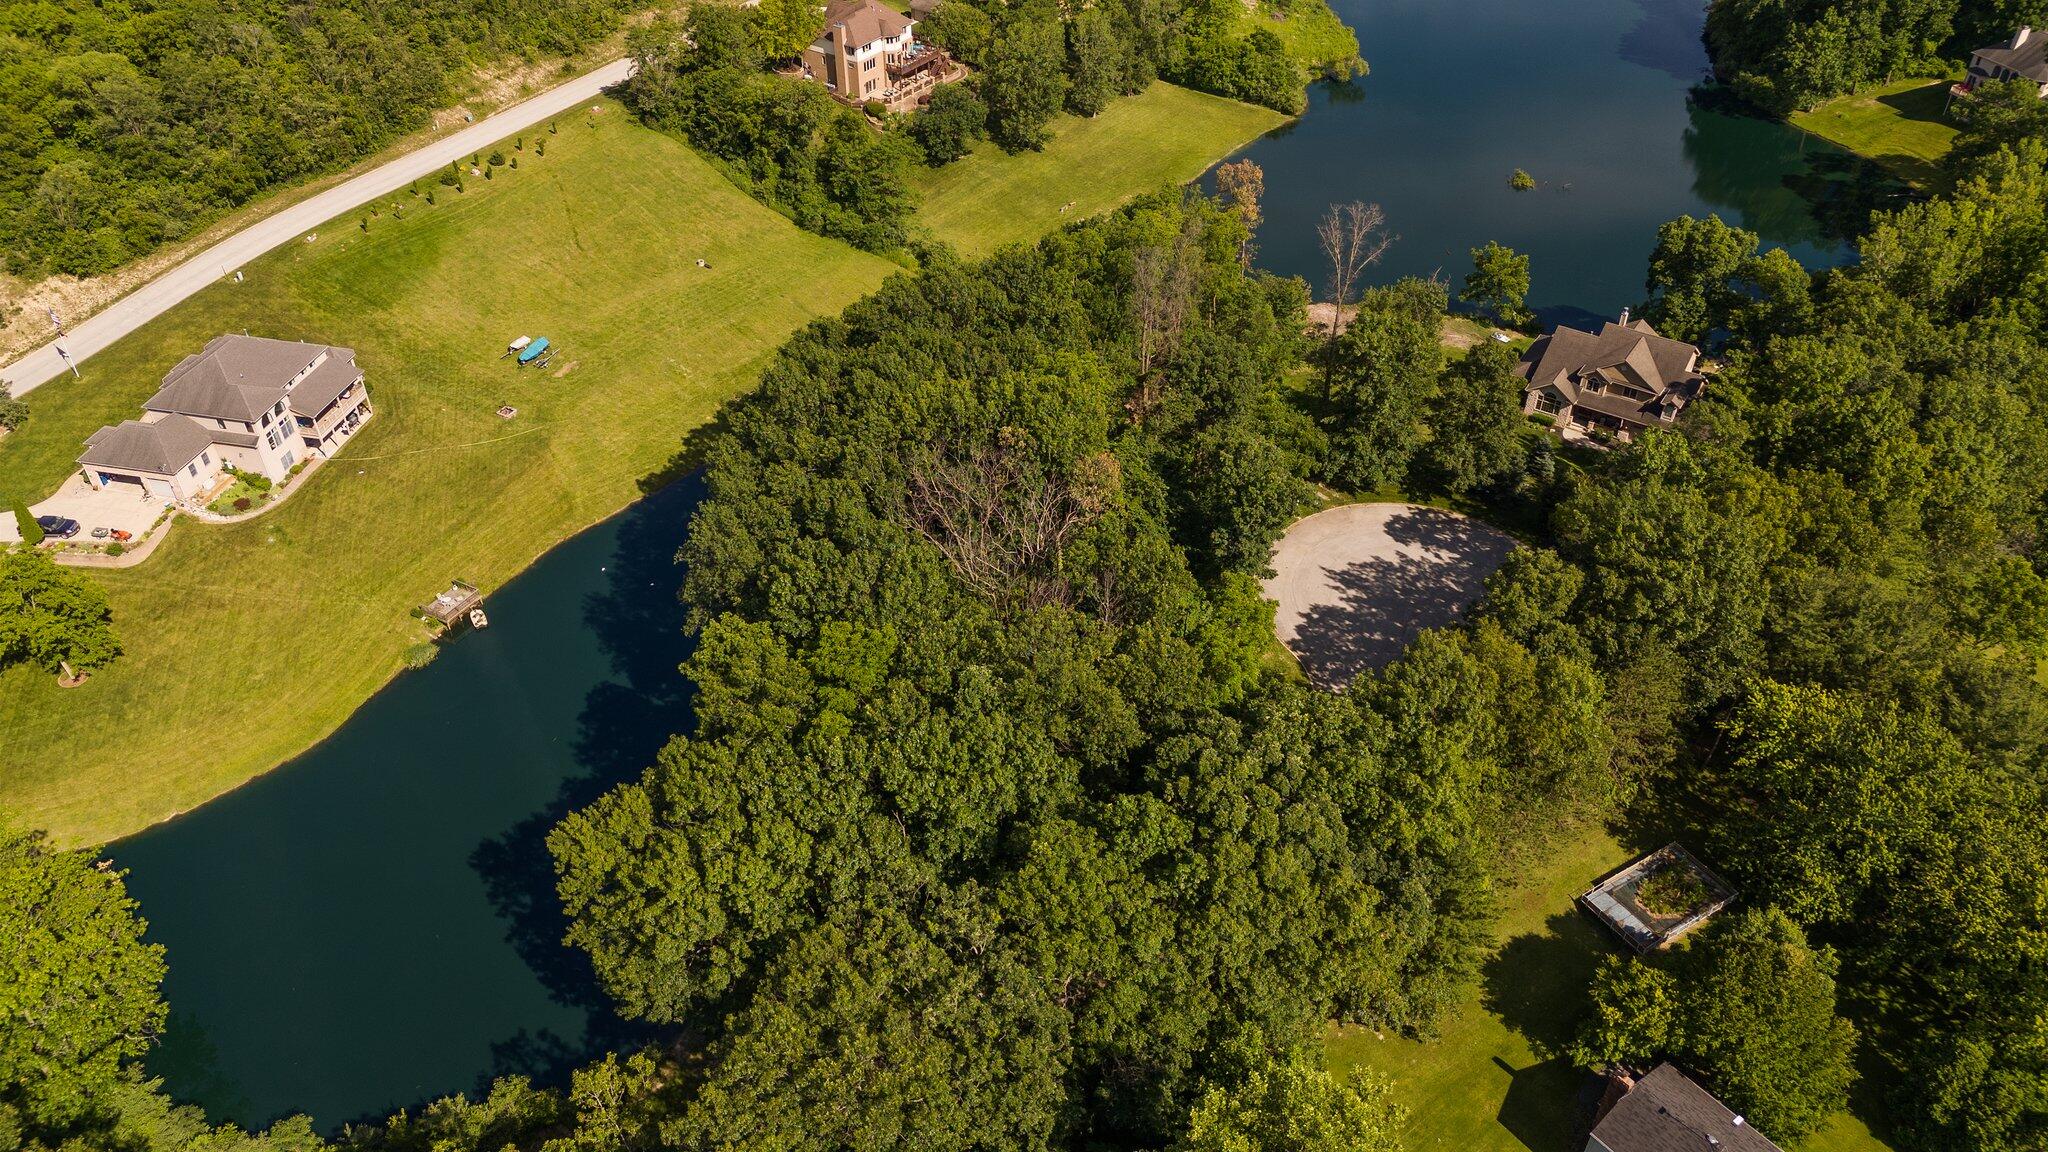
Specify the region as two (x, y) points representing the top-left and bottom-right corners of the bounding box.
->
(77, 335), (372, 506)
(1965, 26), (2048, 97)
(1516, 311), (1705, 442)
(1587, 1064), (1785, 1152)
(797, 0), (965, 113)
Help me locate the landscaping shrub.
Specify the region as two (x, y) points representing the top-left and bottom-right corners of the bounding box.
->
(0, 386), (26, 433)
(402, 643), (439, 670)
(863, 99), (886, 118)
(488, 150), (506, 166)
(11, 499), (41, 545)
(232, 497), (252, 512)
(105, 542), (124, 557)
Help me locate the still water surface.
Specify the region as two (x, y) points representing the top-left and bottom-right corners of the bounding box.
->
(116, 480), (696, 1128)
(117, 0), (1893, 1132)
(1231, 0), (1878, 321)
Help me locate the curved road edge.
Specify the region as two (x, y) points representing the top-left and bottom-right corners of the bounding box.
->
(2, 57), (634, 397)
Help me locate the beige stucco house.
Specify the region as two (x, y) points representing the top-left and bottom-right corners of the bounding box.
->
(77, 335), (371, 505)
(799, 0), (962, 113)
(1516, 313), (1704, 442)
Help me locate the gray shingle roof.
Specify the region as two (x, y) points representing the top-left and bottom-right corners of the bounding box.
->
(146, 335), (336, 424)
(1517, 318), (1703, 428)
(1973, 30), (2048, 83)
(79, 416), (218, 477)
(1591, 1064), (1784, 1152)
(289, 351), (363, 418)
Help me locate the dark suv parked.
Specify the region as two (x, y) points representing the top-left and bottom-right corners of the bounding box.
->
(35, 515), (81, 539)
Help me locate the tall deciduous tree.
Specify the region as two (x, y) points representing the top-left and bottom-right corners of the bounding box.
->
(1421, 340), (1524, 493)
(1315, 201), (1394, 348)
(753, 0), (820, 62)
(0, 831), (167, 1136)
(1179, 1053), (1405, 1152)
(0, 548), (120, 675)
(981, 21), (1069, 151)
(1215, 160), (1264, 266)
(1460, 241), (1531, 327)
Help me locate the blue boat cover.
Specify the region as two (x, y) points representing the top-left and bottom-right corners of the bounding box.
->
(518, 337), (550, 363)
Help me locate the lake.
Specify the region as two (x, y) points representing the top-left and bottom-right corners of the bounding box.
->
(113, 0), (1888, 1133)
(114, 478), (697, 1130)
(1228, 0), (1882, 322)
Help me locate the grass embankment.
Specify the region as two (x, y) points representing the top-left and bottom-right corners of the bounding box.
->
(0, 104), (898, 846)
(1, 83), (1289, 846)
(912, 82), (1287, 257)
(1235, 3), (1363, 79)
(1327, 827), (1895, 1152)
(1789, 78), (1958, 188)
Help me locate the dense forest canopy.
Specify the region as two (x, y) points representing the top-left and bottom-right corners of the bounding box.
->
(9, 14), (2048, 1149)
(0, 0), (632, 279)
(1704, 0), (2048, 112)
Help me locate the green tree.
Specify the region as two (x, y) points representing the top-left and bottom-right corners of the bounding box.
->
(1064, 9), (1124, 117)
(980, 20), (1068, 151)
(1181, 422), (1313, 575)
(1686, 909), (1858, 1140)
(0, 384), (26, 432)
(753, 0), (820, 62)
(1179, 1053), (1405, 1152)
(11, 498), (40, 545)
(1421, 340), (1524, 493)
(1320, 287), (1443, 490)
(1461, 241), (1531, 326)
(917, 1), (995, 68)
(1641, 214), (1759, 344)
(0, 548), (120, 674)
(908, 85), (988, 166)
(1569, 955), (1681, 1068)
(0, 831), (167, 1136)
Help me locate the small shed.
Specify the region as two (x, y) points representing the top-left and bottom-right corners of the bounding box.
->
(517, 337), (550, 365)
(1578, 843), (1736, 954)
(417, 580), (483, 628)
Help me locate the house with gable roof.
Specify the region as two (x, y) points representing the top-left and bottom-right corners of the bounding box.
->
(1966, 26), (2048, 97)
(76, 334), (371, 506)
(1515, 312), (1705, 442)
(798, 0), (962, 113)
(1586, 1064), (1785, 1152)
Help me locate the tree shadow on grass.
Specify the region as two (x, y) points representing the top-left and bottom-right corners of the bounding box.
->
(1481, 912), (1614, 1060)
(1493, 1054), (1598, 1152)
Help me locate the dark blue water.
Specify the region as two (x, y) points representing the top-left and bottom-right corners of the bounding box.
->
(115, 478), (699, 1130)
(1225, 0), (1879, 323)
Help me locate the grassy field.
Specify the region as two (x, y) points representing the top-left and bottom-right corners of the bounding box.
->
(1234, 3), (1363, 78)
(1789, 78), (1959, 188)
(911, 82), (1287, 257)
(0, 104), (900, 846)
(1327, 827), (1895, 1152)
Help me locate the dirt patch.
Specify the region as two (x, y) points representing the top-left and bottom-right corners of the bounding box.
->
(551, 360), (579, 378)
(1262, 502), (1516, 689)
(1301, 303), (1505, 352)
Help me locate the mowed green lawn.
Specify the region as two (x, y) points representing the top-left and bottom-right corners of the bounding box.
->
(1328, 827), (1895, 1152)
(0, 104), (899, 846)
(912, 82), (1287, 257)
(1790, 78), (1959, 188)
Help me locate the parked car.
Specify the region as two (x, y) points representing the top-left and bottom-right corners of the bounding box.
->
(35, 515), (80, 539)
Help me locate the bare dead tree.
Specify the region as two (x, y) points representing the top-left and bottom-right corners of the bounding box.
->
(1131, 215), (1205, 422)
(1317, 200), (1394, 346)
(903, 428), (1121, 611)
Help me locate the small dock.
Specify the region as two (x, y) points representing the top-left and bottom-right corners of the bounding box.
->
(417, 580), (484, 630)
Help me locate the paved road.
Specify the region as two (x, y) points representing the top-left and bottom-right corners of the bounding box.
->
(3, 57), (634, 396)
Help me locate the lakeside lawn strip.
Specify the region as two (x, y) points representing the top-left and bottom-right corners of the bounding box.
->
(1327, 826), (1897, 1152)
(1788, 78), (1958, 187)
(912, 82), (1287, 258)
(0, 85), (1286, 847)
(0, 105), (898, 847)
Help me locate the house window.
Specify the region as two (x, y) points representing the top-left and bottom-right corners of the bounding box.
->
(865, 78), (876, 92)
(201, 452), (210, 466)
(282, 451), (294, 469)
(261, 412), (271, 428)
(266, 428), (281, 450)
(1535, 392), (1561, 414)
(864, 57), (876, 71)
(188, 462), (198, 477)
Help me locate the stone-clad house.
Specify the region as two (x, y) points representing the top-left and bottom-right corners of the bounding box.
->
(1516, 313), (1704, 441)
(77, 335), (371, 505)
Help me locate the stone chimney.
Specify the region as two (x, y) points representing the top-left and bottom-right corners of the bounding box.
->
(1619, 306), (1631, 326)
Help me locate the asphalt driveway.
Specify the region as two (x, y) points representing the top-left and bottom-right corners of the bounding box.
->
(1263, 502), (1517, 689)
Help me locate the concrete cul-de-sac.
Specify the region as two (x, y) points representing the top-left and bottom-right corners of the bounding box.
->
(1262, 502), (1518, 690)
